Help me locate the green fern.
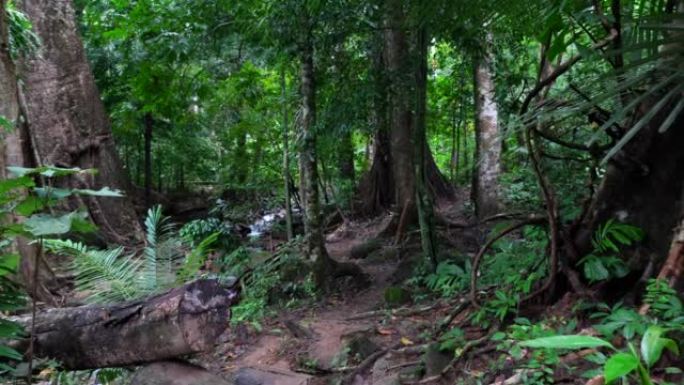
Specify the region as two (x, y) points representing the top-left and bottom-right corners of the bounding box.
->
(142, 205), (182, 292)
(45, 205), (210, 304)
(44, 239), (142, 303)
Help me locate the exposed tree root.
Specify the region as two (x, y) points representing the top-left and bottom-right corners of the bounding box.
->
(341, 344), (400, 385)
(470, 215), (547, 307)
(406, 333), (492, 384)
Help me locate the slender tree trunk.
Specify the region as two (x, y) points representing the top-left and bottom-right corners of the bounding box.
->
(17, 0), (142, 245)
(472, 37), (503, 218)
(234, 126), (248, 184)
(338, 130), (355, 188)
(281, 66), (294, 241)
(299, 29), (334, 288)
(144, 113), (153, 208)
(414, 27), (437, 268)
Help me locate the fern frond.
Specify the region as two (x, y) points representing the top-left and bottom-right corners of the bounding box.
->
(44, 239), (143, 303)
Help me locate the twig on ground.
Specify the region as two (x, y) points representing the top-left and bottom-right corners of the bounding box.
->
(346, 302), (443, 321)
(386, 360), (422, 372)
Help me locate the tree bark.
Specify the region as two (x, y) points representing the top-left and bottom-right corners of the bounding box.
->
(281, 66), (294, 241)
(144, 113), (153, 208)
(357, 32), (394, 216)
(17, 0), (143, 245)
(338, 130), (355, 187)
(414, 27), (437, 268)
(358, 14), (453, 218)
(299, 28), (335, 288)
(384, 0), (415, 214)
(472, 37), (503, 218)
(11, 279), (238, 370)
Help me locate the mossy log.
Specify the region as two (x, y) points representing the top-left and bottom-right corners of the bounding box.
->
(12, 279), (238, 370)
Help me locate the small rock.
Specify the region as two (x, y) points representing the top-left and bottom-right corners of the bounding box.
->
(129, 361), (232, 385)
(422, 343), (452, 377)
(342, 331), (381, 361)
(234, 366), (310, 385)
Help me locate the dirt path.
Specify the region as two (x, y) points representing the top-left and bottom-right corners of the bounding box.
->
(221, 218), (398, 373)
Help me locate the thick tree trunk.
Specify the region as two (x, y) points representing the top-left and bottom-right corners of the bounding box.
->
(384, 0), (415, 214)
(472, 40), (503, 218)
(17, 0), (142, 245)
(578, 113), (684, 260)
(1, 2), (59, 304)
(12, 279), (238, 370)
(357, 34), (394, 215)
(358, 20), (453, 218)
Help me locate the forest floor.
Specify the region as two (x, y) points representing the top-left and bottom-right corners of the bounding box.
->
(195, 201), (547, 385)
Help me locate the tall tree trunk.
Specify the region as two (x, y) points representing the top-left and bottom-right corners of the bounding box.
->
(414, 27), (437, 268)
(281, 66), (294, 241)
(358, 14), (453, 218)
(472, 38), (503, 218)
(299, 29), (334, 288)
(17, 0), (142, 245)
(384, 0), (415, 215)
(338, 130), (355, 188)
(1, 2), (62, 304)
(357, 32), (394, 215)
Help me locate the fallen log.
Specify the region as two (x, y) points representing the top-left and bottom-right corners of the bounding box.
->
(11, 279), (238, 370)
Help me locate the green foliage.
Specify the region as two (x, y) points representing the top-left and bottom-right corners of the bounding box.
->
(438, 327), (465, 353)
(5, 1), (40, 58)
(521, 325), (680, 384)
(424, 261), (470, 298)
(179, 217), (238, 251)
(643, 278), (684, 323)
(47, 205), (219, 304)
(0, 166), (122, 373)
(579, 220), (643, 283)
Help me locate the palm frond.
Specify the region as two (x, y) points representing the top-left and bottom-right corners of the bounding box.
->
(44, 239), (143, 303)
(143, 205), (182, 292)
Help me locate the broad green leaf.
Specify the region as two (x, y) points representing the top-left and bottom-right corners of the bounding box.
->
(6, 166), (36, 177)
(641, 326), (679, 367)
(23, 212), (82, 236)
(0, 176), (34, 194)
(519, 335), (613, 350)
(14, 196), (45, 216)
(33, 187), (73, 200)
(604, 352), (639, 383)
(74, 187), (124, 197)
(0, 254), (20, 276)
